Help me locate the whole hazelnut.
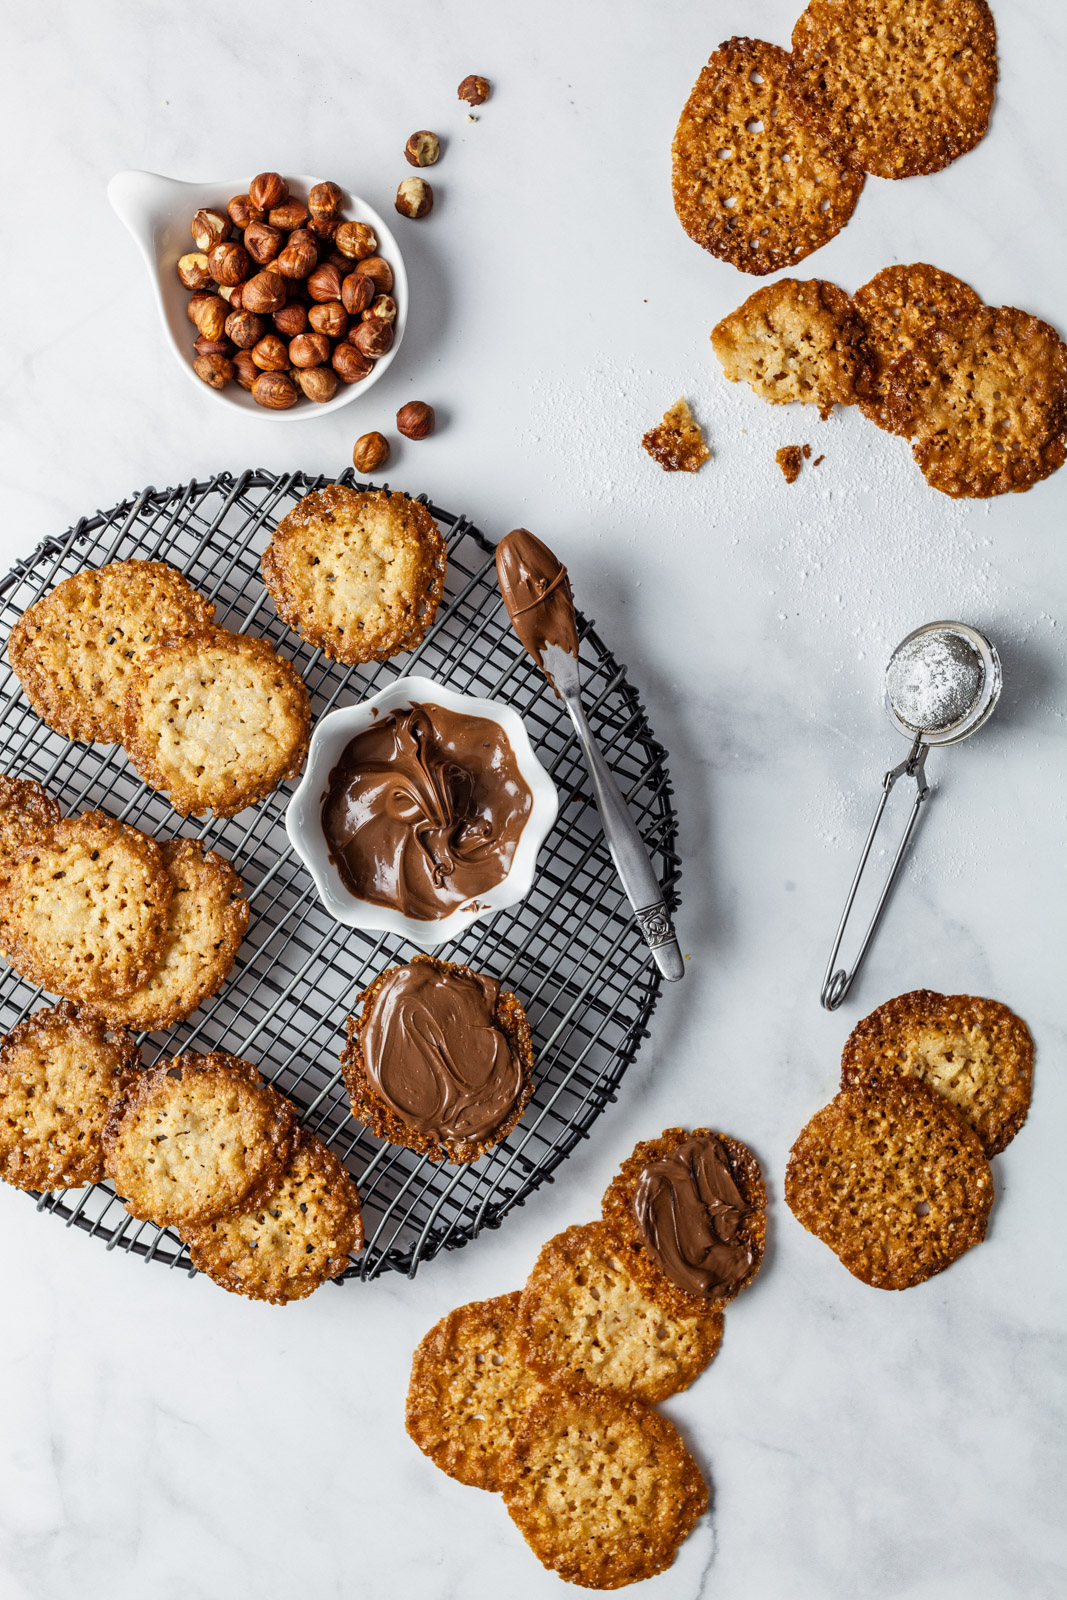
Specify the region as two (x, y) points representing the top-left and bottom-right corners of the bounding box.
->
(187, 289), (216, 325)
(194, 334), (233, 358)
(287, 226), (319, 253)
(332, 343), (374, 383)
(404, 130), (441, 168)
(352, 317), (394, 358)
(208, 240), (250, 286)
(244, 221), (284, 265)
(328, 249), (353, 273)
(251, 333), (290, 372)
(365, 293), (397, 323)
(252, 369), (298, 410)
(276, 238), (318, 279)
(178, 252), (212, 290)
(273, 303), (308, 337)
(352, 431), (390, 473)
(225, 309), (265, 349)
(334, 221), (378, 260)
(457, 74), (491, 106)
(308, 181), (344, 219)
(397, 401), (435, 439)
(309, 215), (339, 243)
(396, 177), (433, 219)
(242, 270), (287, 315)
(341, 272), (375, 316)
(307, 262), (344, 303)
(308, 300), (348, 339)
(190, 293), (229, 342)
(354, 256), (394, 293)
(249, 172), (288, 213)
(269, 199), (308, 232)
(228, 193), (265, 230)
(218, 282), (244, 308)
(233, 350), (259, 391)
(289, 331), (331, 368)
(296, 366), (339, 404)
(191, 208), (231, 252)
(193, 353), (234, 389)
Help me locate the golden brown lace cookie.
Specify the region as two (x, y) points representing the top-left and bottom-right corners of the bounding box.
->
(122, 627), (311, 816)
(91, 839), (248, 1033)
(518, 1221), (723, 1405)
(712, 278), (872, 419)
(262, 486), (447, 664)
(601, 1127), (767, 1320)
(0, 774), (61, 856)
(183, 1131), (363, 1303)
(672, 37), (864, 276)
(103, 1050), (298, 1229)
(0, 812), (172, 1004)
(500, 1389), (708, 1589)
(406, 1291), (547, 1491)
(788, 0), (998, 180)
(7, 561), (215, 743)
(883, 303), (1067, 497)
(785, 1076), (993, 1290)
(0, 1002), (140, 1190)
(840, 990), (1033, 1158)
(340, 954), (535, 1164)
(853, 263), (983, 433)
(641, 399), (711, 472)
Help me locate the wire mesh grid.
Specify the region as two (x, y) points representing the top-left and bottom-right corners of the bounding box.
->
(0, 469), (681, 1282)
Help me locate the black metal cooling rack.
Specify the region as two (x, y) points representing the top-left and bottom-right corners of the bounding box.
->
(0, 469), (680, 1283)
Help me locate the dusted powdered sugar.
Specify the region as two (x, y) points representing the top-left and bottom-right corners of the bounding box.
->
(886, 629), (984, 732)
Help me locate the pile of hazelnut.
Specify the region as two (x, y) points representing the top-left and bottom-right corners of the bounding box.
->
(178, 172), (397, 410)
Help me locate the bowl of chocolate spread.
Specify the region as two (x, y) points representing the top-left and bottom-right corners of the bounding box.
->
(286, 675), (558, 946)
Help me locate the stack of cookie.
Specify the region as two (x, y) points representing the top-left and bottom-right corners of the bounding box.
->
(8, 558), (311, 816)
(711, 265), (1067, 498)
(406, 1127), (767, 1589)
(785, 990), (1033, 1289)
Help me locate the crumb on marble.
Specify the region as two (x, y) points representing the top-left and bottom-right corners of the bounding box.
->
(776, 445), (804, 484)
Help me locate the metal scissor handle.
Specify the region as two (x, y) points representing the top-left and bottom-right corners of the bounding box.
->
(820, 734), (931, 1010)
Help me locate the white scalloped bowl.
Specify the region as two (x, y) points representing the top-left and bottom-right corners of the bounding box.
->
(286, 675), (559, 948)
(108, 169), (408, 421)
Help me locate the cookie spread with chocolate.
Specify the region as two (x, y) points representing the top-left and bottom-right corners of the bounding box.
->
(322, 702), (532, 921)
(495, 529), (580, 686)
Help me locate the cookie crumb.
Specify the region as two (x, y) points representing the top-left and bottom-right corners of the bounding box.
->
(776, 446), (804, 483)
(813, 453), (825, 465)
(642, 398), (711, 472)
(803, 443), (811, 458)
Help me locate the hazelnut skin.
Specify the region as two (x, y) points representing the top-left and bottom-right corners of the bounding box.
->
(307, 262), (344, 302)
(191, 208), (231, 252)
(332, 343), (374, 383)
(225, 309), (265, 349)
(296, 366), (339, 404)
(308, 181), (344, 219)
(352, 431), (390, 473)
(252, 369), (298, 409)
(273, 303), (308, 337)
(352, 318), (394, 358)
(397, 401), (435, 439)
(244, 221), (284, 265)
(354, 256), (394, 293)
(251, 333), (290, 372)
(334, 221), (378, 260)
(341, 273), (375, 316)
(269, 199), (308, 232)
(194, 334), (233, 358)
(242, 271), (287, 315)
(178, 252), (212, 290)
(208, 240), (250, 287)
(227, 193), (265, 230)
(395, 177), (434, 219)
(309, 215), (339, 243)
(457, 74), (491, 106)
(190, 293), (229, 342)
(249, 172), (288, 212)
(193, 353), (234, 389)
(289, 331), (332, 369)
(276, 238), (318, 279)
(327, 249), (353, 273)
(404, 130), (441, 168)
(308, 300), (348, 339)
(232, 350), (259, 391)
(365, 293), (397, 323)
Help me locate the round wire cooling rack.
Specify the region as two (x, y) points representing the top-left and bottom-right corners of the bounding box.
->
(0, 469), (681, 1284)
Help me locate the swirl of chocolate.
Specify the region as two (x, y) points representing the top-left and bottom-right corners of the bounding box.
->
(495, 529), (580, 683)
(632, 1133), (753, 1299)
(322, 702), (532, 921)
(360, 961), (524, 1144)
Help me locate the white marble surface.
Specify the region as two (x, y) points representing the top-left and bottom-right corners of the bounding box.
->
(2, 2), (1066, 1596)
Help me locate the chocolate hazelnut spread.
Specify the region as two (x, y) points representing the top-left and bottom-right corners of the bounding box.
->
(632, 1133), (753, 1299)
(322, 702), (532, 921)
(495, 529), (580, 684)
(360, 960), (524, 1144)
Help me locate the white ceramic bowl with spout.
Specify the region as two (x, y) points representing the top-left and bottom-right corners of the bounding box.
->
(108, 169), (408, 421)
